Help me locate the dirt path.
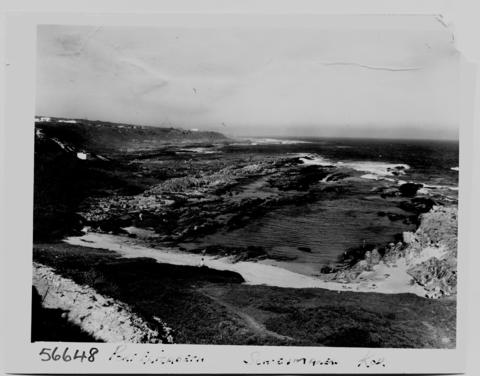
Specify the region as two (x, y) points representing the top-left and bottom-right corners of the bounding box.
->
(199, 290), (293, 342)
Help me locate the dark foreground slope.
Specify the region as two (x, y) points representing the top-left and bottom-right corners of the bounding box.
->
(33, 243), (456, 348)
(32, 286), (98, 342)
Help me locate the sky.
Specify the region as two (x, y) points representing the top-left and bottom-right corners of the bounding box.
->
(36, 16), (460, 139)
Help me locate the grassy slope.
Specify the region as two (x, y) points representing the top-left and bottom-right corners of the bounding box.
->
(33, 243), (456, 348)
(201, 284), (456, 348)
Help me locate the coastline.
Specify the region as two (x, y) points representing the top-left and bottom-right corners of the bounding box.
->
(31, 119), (459, 346)
(63, 201), (457, 299)
(61, 232), (425, 297)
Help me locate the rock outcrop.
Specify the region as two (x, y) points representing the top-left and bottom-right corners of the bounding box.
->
(331, 205), (458, 299)
(402, 205), (457, 298)
(398, 182), (424, 197)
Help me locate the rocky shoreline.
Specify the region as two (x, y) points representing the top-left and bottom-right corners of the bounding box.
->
(66, 148), (458, 299)
(74, 154), (442, 257)
(324, 205), (457, 299)
(76, 155), (325, 240)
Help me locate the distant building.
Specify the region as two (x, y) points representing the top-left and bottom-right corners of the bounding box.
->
(76, 152), (88, 160)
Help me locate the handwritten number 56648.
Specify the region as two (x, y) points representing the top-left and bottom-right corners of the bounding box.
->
(39, 347), (99, 362)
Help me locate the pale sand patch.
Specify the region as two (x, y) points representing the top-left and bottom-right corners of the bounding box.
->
(353, 259), (426, 295)
(64, 233), (429, 297)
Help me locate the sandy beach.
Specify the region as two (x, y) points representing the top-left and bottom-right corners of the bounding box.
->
(65, 232), (428, 297)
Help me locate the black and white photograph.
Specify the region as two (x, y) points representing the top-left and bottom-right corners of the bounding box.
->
(31, 16), (461, 348)
(1, 3), (479, 374)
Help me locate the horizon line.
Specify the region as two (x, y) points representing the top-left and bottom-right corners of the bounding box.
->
(35, 115), (459, 142)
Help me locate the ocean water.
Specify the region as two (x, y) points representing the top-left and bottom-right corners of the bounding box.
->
(196, 138), (459, 274)
(224, 137), (459, 187)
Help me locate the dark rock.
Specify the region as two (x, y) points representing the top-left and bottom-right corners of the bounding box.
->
(402, 215), (418, 225)
(398, 197), (436, 214)
(298, 246), (312, 253)
(386, 213), (405, 221)
(322, 186), (346, 194)
(245, 245), (267, 259)
(339, 243), (376, 267)
(379, 187), (399, 198)
(324, 172), (350, 182)
(320, 264), (337, 274)
(399, 183), (423, 197)
(269, 254), (298, 261)
(269, 165), (329, 191)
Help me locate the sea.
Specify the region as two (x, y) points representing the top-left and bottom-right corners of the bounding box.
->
(191, 137), (459, 276)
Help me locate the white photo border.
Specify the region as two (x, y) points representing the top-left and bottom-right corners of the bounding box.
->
(1, 3), (478, 374)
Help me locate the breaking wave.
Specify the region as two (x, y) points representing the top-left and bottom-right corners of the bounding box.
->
(236, 138), (312, 146)
(297, 153), (410, 180)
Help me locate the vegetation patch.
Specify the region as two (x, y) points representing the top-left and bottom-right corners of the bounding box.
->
(33, 243), (455, 347)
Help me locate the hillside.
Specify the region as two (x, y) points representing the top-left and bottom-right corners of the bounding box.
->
(35, 116), (229, 154)
(33, 116), (229, 241)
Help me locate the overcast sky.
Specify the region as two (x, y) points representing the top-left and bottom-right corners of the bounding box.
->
(36, 16), (460, 139)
